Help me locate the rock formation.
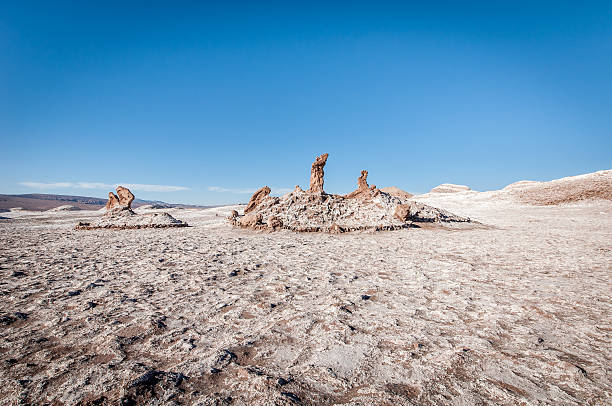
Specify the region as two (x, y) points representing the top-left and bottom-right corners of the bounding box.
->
(244, 186), (271, 214)
(77, 187), (187, 230)
(116, 186), (135, 208)
(345, 170), (380, 199)
(105, 192), (120, 210)
(230, 153), (471, 233)
(309, 153), (329, 194)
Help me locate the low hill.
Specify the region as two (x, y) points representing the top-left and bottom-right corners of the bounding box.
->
(429, 184), (472, 193)
(0, 193), (208, 212)
(379, 186), (413, 200)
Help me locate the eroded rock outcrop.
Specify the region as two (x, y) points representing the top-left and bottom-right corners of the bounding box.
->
(230, 153), (471, 233)
(309, 153), (329, 194)
(77, 187), (187, 230)
(244, 186), (271, 214)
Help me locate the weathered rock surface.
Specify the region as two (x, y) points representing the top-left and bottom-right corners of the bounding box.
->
(394, 202), (469, 223)
(105, 192), (120, 210)
(309, 153), (329, 194)
(2, 175), (611, 405)
(116, 186), (135, 208)
(231, 154), (470, 233)
(244, 186), (271, 214)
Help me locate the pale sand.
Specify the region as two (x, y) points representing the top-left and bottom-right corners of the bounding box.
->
(0, 197), (610, 405)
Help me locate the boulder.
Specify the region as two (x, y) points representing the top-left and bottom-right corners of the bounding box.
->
(240, 212), (263, 228)
(267, 216), (283, 230)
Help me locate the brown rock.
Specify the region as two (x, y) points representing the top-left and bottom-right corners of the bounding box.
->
(309, 153), (329, 194)
(357, 170), (369, 191)
(105, 192), (120, 210)
(294, 185), (304, 193)
(240, 212), (263, 228)
(116, 186), (135, 208)
(245, 186), (271, 214)
(394, 204), (411, 222)
(228, 210), (239, 220)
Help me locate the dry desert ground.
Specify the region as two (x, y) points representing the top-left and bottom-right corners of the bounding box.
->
(0, 188), (611, 405)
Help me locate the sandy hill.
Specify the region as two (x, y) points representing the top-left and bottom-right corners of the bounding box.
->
(379, 186), (413, 199)
(504, 169), (612, 205)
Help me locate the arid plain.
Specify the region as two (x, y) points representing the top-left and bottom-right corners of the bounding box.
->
(0, 171), (611, 405)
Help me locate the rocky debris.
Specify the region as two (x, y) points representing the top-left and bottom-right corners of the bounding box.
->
(380, 186), (413, 200)
(309, 153), (329, 194)
(47, 205), (81, 212)
(430, 184), (472, 193)
(106, 192), (120, 210)
(230, 154), (470, 233)
(245, 186), (271, 214)
(77, 188), (188, 230)
(116, 186), (135, 208)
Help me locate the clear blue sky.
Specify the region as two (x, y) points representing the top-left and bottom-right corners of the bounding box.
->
(1, 1), (611, 205)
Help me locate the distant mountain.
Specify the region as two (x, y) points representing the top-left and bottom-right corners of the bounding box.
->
(0, 193), (209, 212)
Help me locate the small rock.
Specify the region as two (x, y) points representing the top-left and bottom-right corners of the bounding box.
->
(361, 294), (371, 300)
(0, 315), (16, 326)
(68, 290), (82, 297)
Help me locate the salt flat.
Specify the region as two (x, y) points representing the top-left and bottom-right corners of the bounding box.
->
(0, 196), (610, 405)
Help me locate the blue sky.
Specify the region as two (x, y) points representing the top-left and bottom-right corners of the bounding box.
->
(1, 1), (611, 205)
